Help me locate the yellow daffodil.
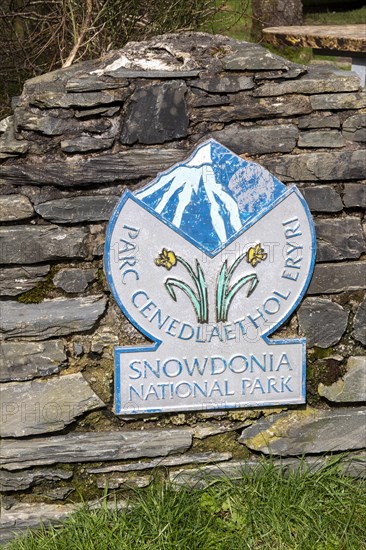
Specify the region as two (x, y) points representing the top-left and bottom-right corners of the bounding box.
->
(246, 243), (267, 267)
(155, 248), (177, 270)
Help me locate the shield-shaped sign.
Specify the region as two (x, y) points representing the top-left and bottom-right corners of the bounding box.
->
(105, 139), (316, 415)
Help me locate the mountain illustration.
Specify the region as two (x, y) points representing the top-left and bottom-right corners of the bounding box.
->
(135, 139), (286, 253)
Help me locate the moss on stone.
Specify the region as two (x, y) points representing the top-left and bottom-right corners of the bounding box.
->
(17, 266), (57, 303)
(192, 432), (249, 459)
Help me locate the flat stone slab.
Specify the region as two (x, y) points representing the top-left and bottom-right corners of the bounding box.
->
(211, 124), (298, 155)
(315, 217), (365, 262)
(319, 356), (366, 402)
(263, 24), (366, 53)
(0, 502), (78, 544)
(298, 130), (345, 148)
(196, 95), (312, 123)
(0, 468), (73, 492)
(343, 183), (366, 208)
(311, 92), (366, 111)
(254, 71), (360, 97)
(96, 474), (151, 489)
(239, 407), (366, 455)
(0, 372), (104, 437)
(35, 195), (120, 223)
(1, 430), (193, 470)
(170, 454), (366, 487)
(61, 136), (114, 153)
(0, 295), (107, 340)
(222, 43), (293, 71)
(264, 150), (366, 182)
(121, 81), (188, 145)
(0, 194), (33, 221)
(353, 298), (366, 345)
(298, 113), (340, 129)
(307, 261), (366, 294)
(342, 114), (366, 143)
(0, 340), (66, 381)
(192, 75), (254, 93)
(0, 265), (50, 296)
(53, 268), (97, 293)
(87, 451), (232, 474)
(298, 297), (348, 347)
(0, 225), (88, 264)
(0, 149), (186, 186)
(300, 186), (342, 212)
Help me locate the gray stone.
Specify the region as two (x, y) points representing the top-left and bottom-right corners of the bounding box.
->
(96, 474), (151, 490)
(191, 75), (254, 93)
(65, 75), (129, 91)
(0, 468), (73, 492)
(353, 298), (366, 345)
(0, 265), (50, 296)
(53, 268), (97, 293)
(31, 88), (129, 109)
(211, 124), (298, 155)
(343, 183), (366, 208)
(0, 115), (12, 133)
(35, 195), (119, 223)
(315, 217), (365, 261)
(298, 130), (345, 148)
(0, 372), (104, 437)
(61, 136), (114, 153)
(170, 455), (366, 487)
(74, 342), (84, 356)
(310, 92), (366, 111)
(298, 113), (341, 129)
(264, 150), (366, 182)
(43, 486), (74, 501)
(298, 297), (349, 347)
(0, 149), (186, 186)
(239, 408), (366, 455)
(0, 194), (34, 221)
(170, 460), (264, 487)
(0, 340), (66, 381)
(188, 89), (231, 107)
(318, 356), (366, 402)
(87, 452), (232, 474)
(0, 225), (88, 264)
(0, 502), (78, 544)
(307, 261), (366, 294)
(300, 186), (343, 212)
(0, 122), (28, 155)
(14, 109), (69, 136)
(223, 43), (293, 71)
(254, 71), (360, 96)
(1, 430), (193, 470)
(196, 94), (312, 122)
(342, 114), (366, 142)
(0, 295), (107, 340)
(121, 82), (188, 145)
(74, 105), (120, 118)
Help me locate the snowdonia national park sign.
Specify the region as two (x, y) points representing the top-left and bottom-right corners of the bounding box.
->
(105, 139), (316, 415)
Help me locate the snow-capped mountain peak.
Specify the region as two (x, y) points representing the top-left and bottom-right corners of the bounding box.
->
(135, 139), (286, 253)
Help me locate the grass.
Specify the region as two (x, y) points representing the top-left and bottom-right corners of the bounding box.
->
(202, 1), (366, 66)
(305, 6), (366, 25)
(5, 459), (366, 550)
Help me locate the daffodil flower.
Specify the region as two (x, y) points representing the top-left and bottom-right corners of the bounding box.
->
(246, 243), (267, 267)
(155, 248), (177, 270)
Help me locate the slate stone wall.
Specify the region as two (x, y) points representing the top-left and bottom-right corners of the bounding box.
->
(0, 32), (365, 541)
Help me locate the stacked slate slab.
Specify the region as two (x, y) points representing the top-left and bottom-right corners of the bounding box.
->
(0, 32), (365, 543)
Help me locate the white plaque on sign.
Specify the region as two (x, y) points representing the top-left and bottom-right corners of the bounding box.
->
(105, 139), (316, 414)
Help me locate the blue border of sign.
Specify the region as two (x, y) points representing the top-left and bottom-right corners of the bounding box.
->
(105, 168), (316, 415)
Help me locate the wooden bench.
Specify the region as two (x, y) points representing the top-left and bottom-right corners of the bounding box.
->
(263, 24), (366, 85)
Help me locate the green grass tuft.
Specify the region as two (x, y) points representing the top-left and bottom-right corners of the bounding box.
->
(5, 460), (366, 550)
